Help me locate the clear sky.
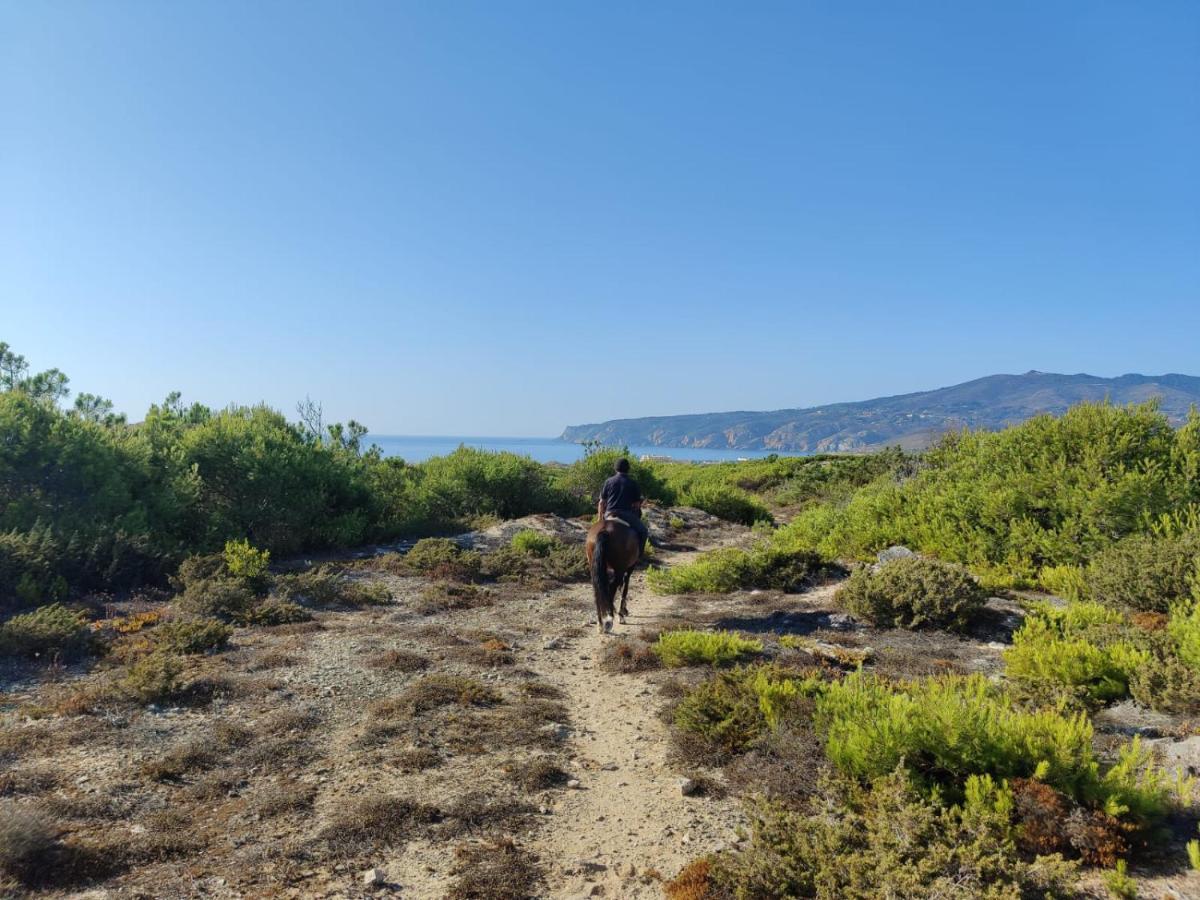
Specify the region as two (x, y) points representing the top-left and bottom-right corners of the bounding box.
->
(3, 2), (1198, 436)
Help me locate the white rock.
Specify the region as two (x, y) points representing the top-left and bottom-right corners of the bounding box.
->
(567, 778), (582, 789)
(362, 867), (386, 886)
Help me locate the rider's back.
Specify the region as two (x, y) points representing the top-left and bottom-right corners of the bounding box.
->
(600, 471), (642, 515)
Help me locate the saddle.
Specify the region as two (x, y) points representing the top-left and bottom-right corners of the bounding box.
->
(604, 514), (632, 528)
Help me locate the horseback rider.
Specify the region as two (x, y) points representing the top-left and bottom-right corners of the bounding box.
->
(597, 458), (649, 558)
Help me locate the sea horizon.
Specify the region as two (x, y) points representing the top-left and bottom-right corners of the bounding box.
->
(368, 434), (797, 465)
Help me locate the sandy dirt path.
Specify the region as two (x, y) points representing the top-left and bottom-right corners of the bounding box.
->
(525, 545), (745, 899)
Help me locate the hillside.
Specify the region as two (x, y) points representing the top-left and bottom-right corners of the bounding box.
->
(561, 371), (1200, 452)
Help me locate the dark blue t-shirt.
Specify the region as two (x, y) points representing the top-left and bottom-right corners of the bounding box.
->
(600, 473), (642, 515)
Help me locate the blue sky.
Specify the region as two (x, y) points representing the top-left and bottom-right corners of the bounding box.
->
(3, 2), (1197, 435)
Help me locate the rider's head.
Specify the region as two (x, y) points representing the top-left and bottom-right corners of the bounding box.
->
(615, 458), (630, 474)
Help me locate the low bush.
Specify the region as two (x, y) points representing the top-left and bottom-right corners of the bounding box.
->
(176, 578), (255, 621)
(482, 541), (588, 584)
(1129, 632), (1200, 714)
(599, 639), (661, 673)
(1004, 603), (1148, 707)
(404, 538), (482, 582)
(708, 768), (1078, 900)
(223, 538), (271, 591)
(836, 557), (987, 632)
(680, 484), (772, 526)
(376, 675), (502, 717)
(510, 530), (558, 557)
(1038, 564), (1088, 601)
(0, 603), (93, 660)
(1085, 531), (1200, 613)
(366, 648), (429, 673)
(156, 619), (232, 654)
(318, 795), (442, 855)
(654, 630), (763, 668)
(0, 802), (62, 886)
(509, 758), (569, 793)
(648, 546), (829, 594)
(238, 599), (313, 626)
(275, 567), (391, 607)
(123, 651), (184, 704)
(815, 671), (1175, 826)
(673, 664), (824, 758)
(415, 582), (492, 615)
(447, 836), (544, 900)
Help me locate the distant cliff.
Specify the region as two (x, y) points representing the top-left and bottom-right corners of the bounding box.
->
(561, 372), (1200, 452)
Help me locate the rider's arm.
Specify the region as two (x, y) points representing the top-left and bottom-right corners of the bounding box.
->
(597, 498), (607, 519)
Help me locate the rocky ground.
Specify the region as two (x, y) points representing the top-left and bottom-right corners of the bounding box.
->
(3, 508), (1200, 898)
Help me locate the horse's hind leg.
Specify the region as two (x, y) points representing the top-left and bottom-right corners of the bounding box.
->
(618, 570), (631, 624)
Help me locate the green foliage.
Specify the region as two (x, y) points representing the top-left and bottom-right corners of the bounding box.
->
(836, 557), (988, 632)
(123, 650), (184, 703)
(1129, 637), (1200, 714)
(772, 403), (1200, 579)
(1103, 860), (1137, 899)
(679, 484), (771, 526)
(709, 767), (1078, 900)
(238, 599), (313, 626)
(673, 664), (824, 756)
(223, 538), (270, 590)
(1168, 597), (1200, 669)
(1085, 531), (1200, 612)
(509, 530), (557, 557)
(814, 672), (1173, 825)
(648, 545), (830, 594)
(1188, 838), (1200, 871)
(481, 540), (588, 584)
(156, 618), (233, 654)
(551, 447), (672, 512)
(275, 566), (391, 607)
(403, 538), (482, 581)
(1004, 602), (1149, 706)
(0, 603), (92, 660)
(176, 577), (256, 621)
(654, 629), (763, 667)
(1038, 564), (1088, 601)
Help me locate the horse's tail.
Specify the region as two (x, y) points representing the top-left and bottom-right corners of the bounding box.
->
(591, 528), (612, 626)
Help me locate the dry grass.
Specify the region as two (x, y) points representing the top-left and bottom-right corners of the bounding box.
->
(249, 780), (317, 817)
(373, 675), (502, 718)
(600, 639), (662, 673)
(508, 758), (569, 792)
(393, 747), (442, 772)
(415, 581), (494, 615)
(446, 637), (516, 668)
(365, 647), (429, 673)
(317, 795), (442, 856)
(243, 649), (301, 671)
(447, 837), (544, 900)
(664, 857), (714, 900)
(439, 795), (534, 838)
(140, 740), (220, 782)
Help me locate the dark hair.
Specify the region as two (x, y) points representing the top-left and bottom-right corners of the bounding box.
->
(615, 458), (630, 474)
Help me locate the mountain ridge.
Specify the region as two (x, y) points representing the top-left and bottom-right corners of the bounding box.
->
(560, 372), (1200, 452)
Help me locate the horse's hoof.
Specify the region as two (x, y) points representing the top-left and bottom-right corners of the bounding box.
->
(603, 616), (614, 634)
(597, 622), (605, 635)
(618, 615), (627, 625)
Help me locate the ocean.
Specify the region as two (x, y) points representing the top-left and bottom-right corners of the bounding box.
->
(368, 435), (794, 464)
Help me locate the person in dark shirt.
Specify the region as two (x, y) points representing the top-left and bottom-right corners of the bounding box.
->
(598, 458), (649, 556)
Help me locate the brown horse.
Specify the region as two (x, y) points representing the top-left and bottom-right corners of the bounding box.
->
(585, 519), (640, 634)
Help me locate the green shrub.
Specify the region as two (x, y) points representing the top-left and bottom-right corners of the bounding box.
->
(1086, 532), (1200, 612)
(238, 599), (313, 626)
(404, 538), (482, 581)
(275, 567), (391, 607)
(1168, 597), (1200, 669)
(1038, 564), (1088, 601)
(1129, 631), (1200, 714)
(510, 530), (557, 557)
(836, 557), (987, 632)
(1103, 860), (1137, 899)
(814, 671), (1174, 825)
(648, 545), (829, 594)
(680, 484), (771, 526)
(654, 629), (763, 667)
(123, 651), (184, 703)
(223, 538), (270, 591)
(0, 603), (93, 660)
(482, 541), (587, 584)
(156, 619), (232, 654)
(709, 768), (1078, 900)
(175, 577), (255, 621)
(673, 664), (823, 756)
(1004, 602), (1149, 706)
